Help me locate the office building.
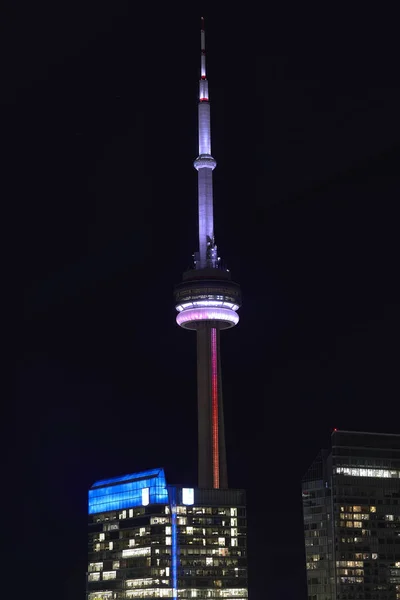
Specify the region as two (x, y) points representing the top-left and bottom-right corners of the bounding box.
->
(87, 469), (247, 600)
(302, 430), (400, 600)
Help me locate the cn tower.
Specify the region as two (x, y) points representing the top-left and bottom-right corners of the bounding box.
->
(174, 18), (242, 490)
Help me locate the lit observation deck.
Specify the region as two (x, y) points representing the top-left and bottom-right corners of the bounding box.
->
(174, 269), (242, 330)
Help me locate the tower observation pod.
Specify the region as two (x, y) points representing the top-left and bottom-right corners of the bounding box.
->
(174, 18), (242, 490)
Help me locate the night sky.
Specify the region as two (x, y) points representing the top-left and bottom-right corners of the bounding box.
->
(10, 5), (400, 600)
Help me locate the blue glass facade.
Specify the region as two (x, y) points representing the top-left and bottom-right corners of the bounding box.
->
(88, 468), (169, 515)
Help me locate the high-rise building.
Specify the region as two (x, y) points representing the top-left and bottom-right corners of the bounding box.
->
(86, 20), (248, 600)
(302, 430), (400, 600)
(87, 469), (247, 600)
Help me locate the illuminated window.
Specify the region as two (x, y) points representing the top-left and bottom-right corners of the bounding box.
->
(122, 547), (151, 557)
(206, 557), (213, 566)
(218, 537), (225, 546)
(165, 567), (170, 576)
(88, 573), (100, 582)
(372, 553), (378, 560)
(231, 528), (237, 537)
(186, 527), (194, 535)
(335, 466), (400, 478)
(88, 562), (103, 572)
(231, 508), (237, 517)
(142, 487), (149, 506)
(129, 509), (133, 518)
(353, 506), (362, 512)
(231, 538), (238, 547)
(218, 589), (248, 597)
(140, 527), (146, 536)
(166, 537), (171, 545)
(125, 589), (173, 598)
(182, 488), (194, 505)
(109, 541), (113, 550)
(165, 526), (172, 535)
(386, 514), (394, 521)
(231, 518), (237, 527)
(103, 571), (116, 580)
(129, 539), (135, 547)
(370, 506), (376, 512)
(126, 578), (156, 588)
(99, 533), (105, 541)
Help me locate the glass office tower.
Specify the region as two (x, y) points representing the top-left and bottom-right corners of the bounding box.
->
(302, 430), (400, 600)
(87, 468), (248, 600)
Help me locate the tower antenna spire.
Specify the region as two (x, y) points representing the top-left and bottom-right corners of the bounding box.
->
(195, 15), (214, 268)
(200, 17), (206, 80)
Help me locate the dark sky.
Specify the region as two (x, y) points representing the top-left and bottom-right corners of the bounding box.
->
(9, 5), (400, 600)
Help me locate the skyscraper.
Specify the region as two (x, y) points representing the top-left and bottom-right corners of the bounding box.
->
(302, 430), (400, 600)
(87, 470), (247, 600)
(86, 20), (248, 600)
(173, 16), (241, 491)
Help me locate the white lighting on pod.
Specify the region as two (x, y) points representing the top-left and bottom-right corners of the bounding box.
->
(176, 307), (239, 327)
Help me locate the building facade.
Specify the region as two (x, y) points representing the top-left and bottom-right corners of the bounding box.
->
(87, 469), (247, 600)
(302, 430), (400, 600)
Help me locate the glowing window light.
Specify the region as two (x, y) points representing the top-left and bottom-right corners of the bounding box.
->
(176, 300), (239, 312)
(182, 488), (194, 505)
(142, 487), (149, 506)
(122, 547), (151, 557)
(125, 589), (173, 598)
(176, 307), (239, 327)
(218, 590), (248, 598)
(335, 467), (400, 479)
(211, 327), (219, 489)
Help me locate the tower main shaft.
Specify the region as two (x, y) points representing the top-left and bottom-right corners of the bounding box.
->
(174, 18), (241, 489)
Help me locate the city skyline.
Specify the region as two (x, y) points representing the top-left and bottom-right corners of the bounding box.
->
(85, 21), (248, 600)
(13, 7), (400, 600)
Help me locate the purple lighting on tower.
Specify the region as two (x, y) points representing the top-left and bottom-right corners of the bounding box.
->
(176, 307), (239, 329)
(173, 18), (242, 489)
